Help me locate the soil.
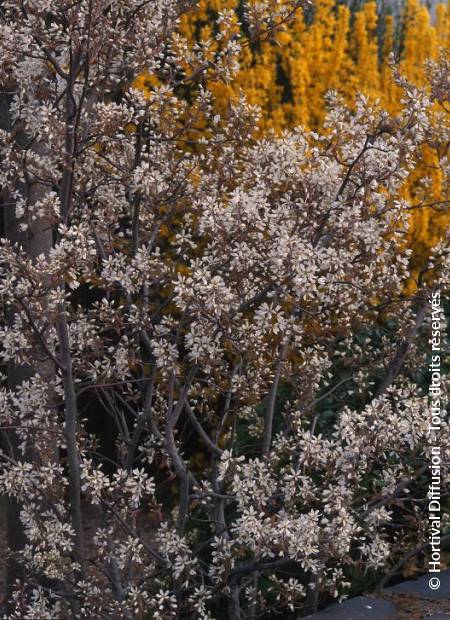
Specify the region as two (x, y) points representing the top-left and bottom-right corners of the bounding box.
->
(380, 592), (450, 619)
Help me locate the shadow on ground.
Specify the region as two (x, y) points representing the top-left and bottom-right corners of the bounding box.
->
(305, 570), (450, 619)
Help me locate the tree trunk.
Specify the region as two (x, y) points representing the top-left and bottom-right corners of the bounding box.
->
(1, 94), (54, 607)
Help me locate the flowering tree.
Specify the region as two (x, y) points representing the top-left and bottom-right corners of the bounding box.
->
(0, 0), (449, 618)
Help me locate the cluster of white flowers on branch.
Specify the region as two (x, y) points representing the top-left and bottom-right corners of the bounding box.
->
(0, 0), (449, 618)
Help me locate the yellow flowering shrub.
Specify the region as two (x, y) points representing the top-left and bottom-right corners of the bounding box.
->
(138, 0), (449, 273)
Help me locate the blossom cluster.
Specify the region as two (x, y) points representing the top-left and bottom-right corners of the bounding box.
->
(0, 0), (448, 617)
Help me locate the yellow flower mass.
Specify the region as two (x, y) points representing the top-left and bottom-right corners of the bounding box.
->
(136, 0), (449, 275)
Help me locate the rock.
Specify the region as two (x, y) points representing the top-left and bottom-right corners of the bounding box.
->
(304, 596), (397, 619)
(385, 570), (450, 600)
(304, 570), (450, 618)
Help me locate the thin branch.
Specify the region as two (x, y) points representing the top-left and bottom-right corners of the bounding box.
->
(378, 533), (450, 590)
(375, 300), (428, 398)
(183, 396), (223, 456)
(16, 297), (64, 370)
(262, 340), (288, 457)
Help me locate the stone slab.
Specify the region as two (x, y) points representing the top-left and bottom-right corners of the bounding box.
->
(304, 596), (397, 619)
(385, 569), (450, 599)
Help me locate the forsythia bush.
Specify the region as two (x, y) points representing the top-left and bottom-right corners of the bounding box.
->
(148, 0), (448, 270)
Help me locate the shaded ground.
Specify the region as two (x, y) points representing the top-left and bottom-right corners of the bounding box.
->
(384, 568), (450, 619)
(381, 591), (450, 619)
(307, 570), (450, 619)
(380, 592), (450, 620)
